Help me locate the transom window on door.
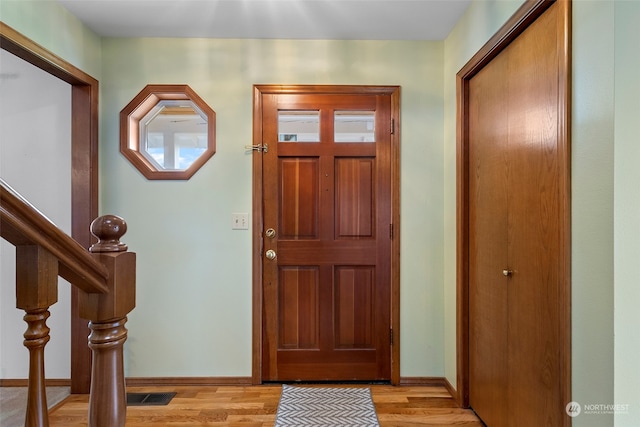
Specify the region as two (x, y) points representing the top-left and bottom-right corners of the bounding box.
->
(278, 111), (319, 142)
(277, 110), (375, 143)
(334, 111), (375, 142)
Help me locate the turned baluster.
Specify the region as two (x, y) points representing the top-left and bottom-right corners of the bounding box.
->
(79, 215), (136, 427)
(16, 245), (58, 427)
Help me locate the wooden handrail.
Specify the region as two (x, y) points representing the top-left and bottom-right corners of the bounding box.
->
(0, 178), (109, 294)
(1, 177), (135, 427)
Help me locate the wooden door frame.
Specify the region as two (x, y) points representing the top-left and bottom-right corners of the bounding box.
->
(1, 22), (99, 393)
(251, 84), (401, 385)
(455, 0), (571, 412)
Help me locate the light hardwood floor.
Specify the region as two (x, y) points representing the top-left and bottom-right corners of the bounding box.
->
(47, 384), (485, 426)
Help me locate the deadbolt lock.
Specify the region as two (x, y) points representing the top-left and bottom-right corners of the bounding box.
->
(265, 228), (276, 238)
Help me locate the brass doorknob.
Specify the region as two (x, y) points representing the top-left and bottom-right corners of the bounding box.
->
(265, 249), (277, 260)
(502, 269), (513, 277)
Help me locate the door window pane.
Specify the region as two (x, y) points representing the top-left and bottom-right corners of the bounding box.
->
(335, 111), (375, 142)
(278, 111), (320, 142)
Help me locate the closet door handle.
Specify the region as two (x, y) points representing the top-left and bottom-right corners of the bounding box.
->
(502, 269), (513, 277)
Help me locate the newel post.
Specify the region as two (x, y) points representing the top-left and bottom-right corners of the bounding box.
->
(79, 215), (136, 427)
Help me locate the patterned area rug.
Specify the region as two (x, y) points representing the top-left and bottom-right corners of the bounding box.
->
(275, 385), (380, 427)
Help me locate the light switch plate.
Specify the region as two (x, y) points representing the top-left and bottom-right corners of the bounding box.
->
(232, 213), (249, 230)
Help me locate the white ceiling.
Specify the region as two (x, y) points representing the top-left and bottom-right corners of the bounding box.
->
(55, 0), (472, 40)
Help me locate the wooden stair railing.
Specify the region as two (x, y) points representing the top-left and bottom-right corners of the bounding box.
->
(1, 178), (136, 427)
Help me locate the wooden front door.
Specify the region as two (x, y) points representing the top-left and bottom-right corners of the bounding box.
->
(459, 1), (571, 426)
(253, 85), (399, 382)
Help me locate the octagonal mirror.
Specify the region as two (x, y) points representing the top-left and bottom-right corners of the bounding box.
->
(120, 84), (215, 180)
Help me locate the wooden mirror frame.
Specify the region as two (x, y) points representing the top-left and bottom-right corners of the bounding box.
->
(120, 84), (216, 180)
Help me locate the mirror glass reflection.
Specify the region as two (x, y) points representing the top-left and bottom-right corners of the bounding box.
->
(141, 100), (208, 171)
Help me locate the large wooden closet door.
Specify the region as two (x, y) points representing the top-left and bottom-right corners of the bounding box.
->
(468, 3), (566, 426)
(468, 49), (510, 427)
(259, 89), (394, 381)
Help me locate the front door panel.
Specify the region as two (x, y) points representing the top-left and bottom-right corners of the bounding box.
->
(260, 90), (393, 381)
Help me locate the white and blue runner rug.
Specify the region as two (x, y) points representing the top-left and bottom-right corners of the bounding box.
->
(274, 385), (380, 427)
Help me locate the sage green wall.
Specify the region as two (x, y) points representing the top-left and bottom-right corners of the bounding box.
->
(0, 0), (101, 79)
(614, 1), (640, 425)
(571, 2), (616, 425)
(100, 38), (445, 377)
